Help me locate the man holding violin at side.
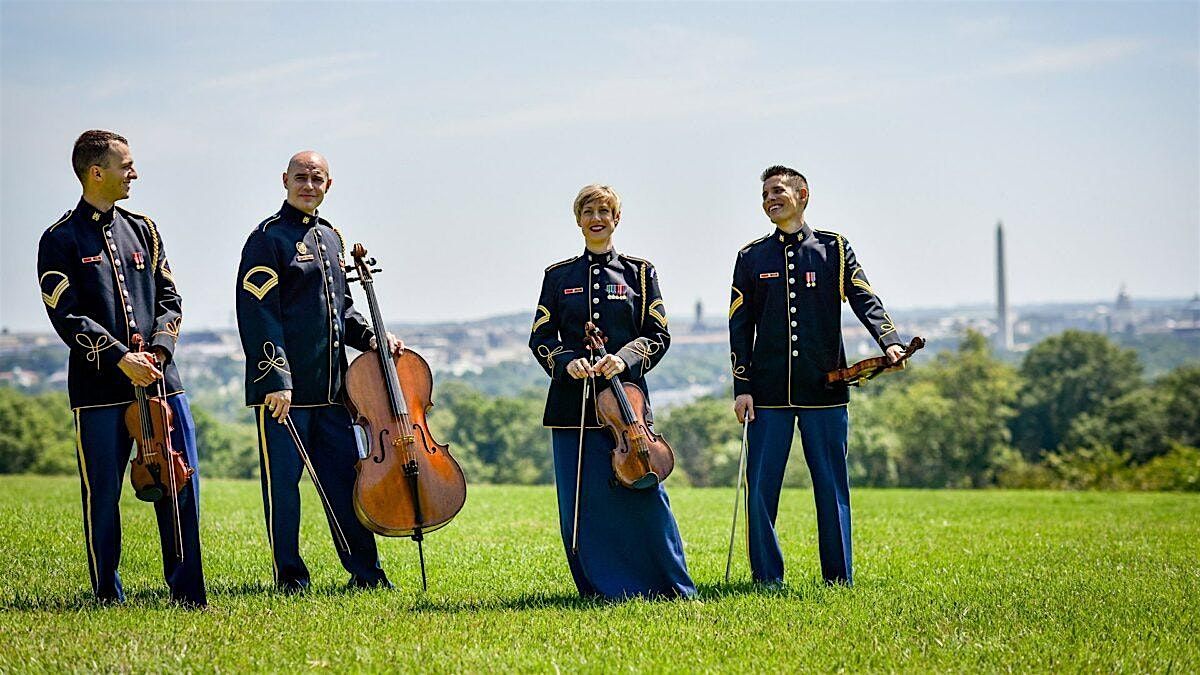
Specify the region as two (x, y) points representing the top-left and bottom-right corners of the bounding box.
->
(729, 165), (905, 587)
(36, 130), (207, 607)
(236, 150), (401, 593)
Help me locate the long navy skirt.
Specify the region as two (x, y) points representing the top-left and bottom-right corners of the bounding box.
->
(551, 429), (696, 599)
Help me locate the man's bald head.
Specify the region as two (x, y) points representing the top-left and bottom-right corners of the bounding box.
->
(287, 150), (329, 175)
(282, 150), (333, 215)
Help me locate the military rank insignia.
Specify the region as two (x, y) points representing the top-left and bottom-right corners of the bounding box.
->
(295, 240), (314, 262)
(132, 251), (145, 270)
(606, 283), (627, 300)
(805, 271), (817, 288)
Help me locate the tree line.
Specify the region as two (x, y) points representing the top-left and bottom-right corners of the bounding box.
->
(1, 329), (1196, 491)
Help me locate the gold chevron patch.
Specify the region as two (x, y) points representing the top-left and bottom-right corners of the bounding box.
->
(648, 299), (668, 327)
(531, 305), (551, 332)
(242, 266), (279, 300)
(40, 271), (70, 309)
(728, 287), (744, 318)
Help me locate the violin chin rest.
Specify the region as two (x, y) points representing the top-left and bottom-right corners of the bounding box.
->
(135, 487), (164, 503)
(630, 473), (660, 490)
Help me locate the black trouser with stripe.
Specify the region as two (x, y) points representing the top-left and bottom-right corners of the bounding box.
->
(254, 404), (387, 589)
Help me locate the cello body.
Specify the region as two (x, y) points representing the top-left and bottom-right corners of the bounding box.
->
(347, 348), (466, 537)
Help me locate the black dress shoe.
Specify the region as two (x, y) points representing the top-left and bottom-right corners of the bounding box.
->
(277, 579), (310, 594)
(347, 576), (394, 590)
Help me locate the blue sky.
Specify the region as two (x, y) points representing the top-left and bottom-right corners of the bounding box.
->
(2, 1), (1197, 331)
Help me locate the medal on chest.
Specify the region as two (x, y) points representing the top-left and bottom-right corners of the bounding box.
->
(606, 283), (627, 300)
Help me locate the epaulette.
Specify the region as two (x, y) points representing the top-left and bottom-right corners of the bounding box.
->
(331, 225), (347, 255)
(544, 256), (577, 273)
(738, 233), (771, 253)
(47, 210), (73, 233)
(618, 253), (651, 266)
(257, 214), (282, 232)
(813, 228), (844, 241)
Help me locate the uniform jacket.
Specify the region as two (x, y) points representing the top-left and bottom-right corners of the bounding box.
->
(236, 201), (374, 406)
(37, 199), (184, 409)
(729, 224), (902, 407)
(529, 249), (670, 428)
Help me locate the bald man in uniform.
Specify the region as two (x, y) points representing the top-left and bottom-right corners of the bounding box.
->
(236, 151), (400, 592)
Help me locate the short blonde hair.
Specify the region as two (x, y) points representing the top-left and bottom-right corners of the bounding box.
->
(572, 184), (621, 222)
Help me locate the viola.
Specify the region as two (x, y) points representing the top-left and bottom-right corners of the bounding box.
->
(123, 333), (192, 560)
(583, 322), (674, 490)
(825, 336), (926, 387)
(345, 244), (466, 590)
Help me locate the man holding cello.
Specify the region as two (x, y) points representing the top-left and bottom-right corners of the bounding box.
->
(36, 130), (207, 607)
(236, 150), (401, 592)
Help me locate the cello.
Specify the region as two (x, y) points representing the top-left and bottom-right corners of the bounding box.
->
(123, 333), (192, 560)
(345, 243), (466, 590)
(583, 322), (675, 489)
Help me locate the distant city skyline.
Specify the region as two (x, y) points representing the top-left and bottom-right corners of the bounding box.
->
(2, 2), (1197, 332)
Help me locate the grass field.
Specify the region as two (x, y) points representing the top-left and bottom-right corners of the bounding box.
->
(1, 475), (1197, 672)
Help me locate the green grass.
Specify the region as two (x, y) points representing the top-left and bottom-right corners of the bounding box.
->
(1, 476), (1197, 672)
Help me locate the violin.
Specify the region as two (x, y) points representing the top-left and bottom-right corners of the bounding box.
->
(345, 243), (466, 590)
(123, 333), (192, 560)
(825, 336), (926, 387)
(583, 322), (674, 490)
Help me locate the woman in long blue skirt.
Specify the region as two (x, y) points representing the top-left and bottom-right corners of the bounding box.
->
(528, 184), (696, 600)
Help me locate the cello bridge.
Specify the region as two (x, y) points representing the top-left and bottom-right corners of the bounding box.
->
(395, 434), (415, 446)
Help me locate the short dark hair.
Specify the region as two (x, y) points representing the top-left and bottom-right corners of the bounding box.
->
(72, 130), (128, 181)
(760, 165), (807, 191)
(761, 164), (809, 208)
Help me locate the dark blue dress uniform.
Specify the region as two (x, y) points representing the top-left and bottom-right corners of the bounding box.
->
(236, 201), (388, 590)
(529, 248), (695, 599)
(729, 225), (902, 585)
(36, 199), (206, 605)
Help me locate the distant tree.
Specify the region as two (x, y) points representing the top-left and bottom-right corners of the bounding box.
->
(1157, 364), (1200, 448)
(1064, 387), (1171, 464)
(656, 396), (741, 487)
(0, 387), (75, 474)
(428, 382), (550, 485)
(861, 331), (1020, 488)
(847, 380), (906, 487)
(192, 406), (259, 479)
(1012, 330), (1142, 458)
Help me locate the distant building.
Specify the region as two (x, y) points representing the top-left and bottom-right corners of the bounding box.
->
(995, 221), (1013, 351)
(693, 299), (704, 332)
(1174, 293), (1200, 338)
(1111, 284), (1135, 335)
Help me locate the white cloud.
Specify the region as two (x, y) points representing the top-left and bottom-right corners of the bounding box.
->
(989, 38), (1145, 77)
(194, 52), (376, 91)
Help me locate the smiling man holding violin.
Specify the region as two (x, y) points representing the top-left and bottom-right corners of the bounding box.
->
(528, 184), (695, 600)
(36, 130), (207, 607)
(728, 165), (905, 588)
(236, 150), (401, 593)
